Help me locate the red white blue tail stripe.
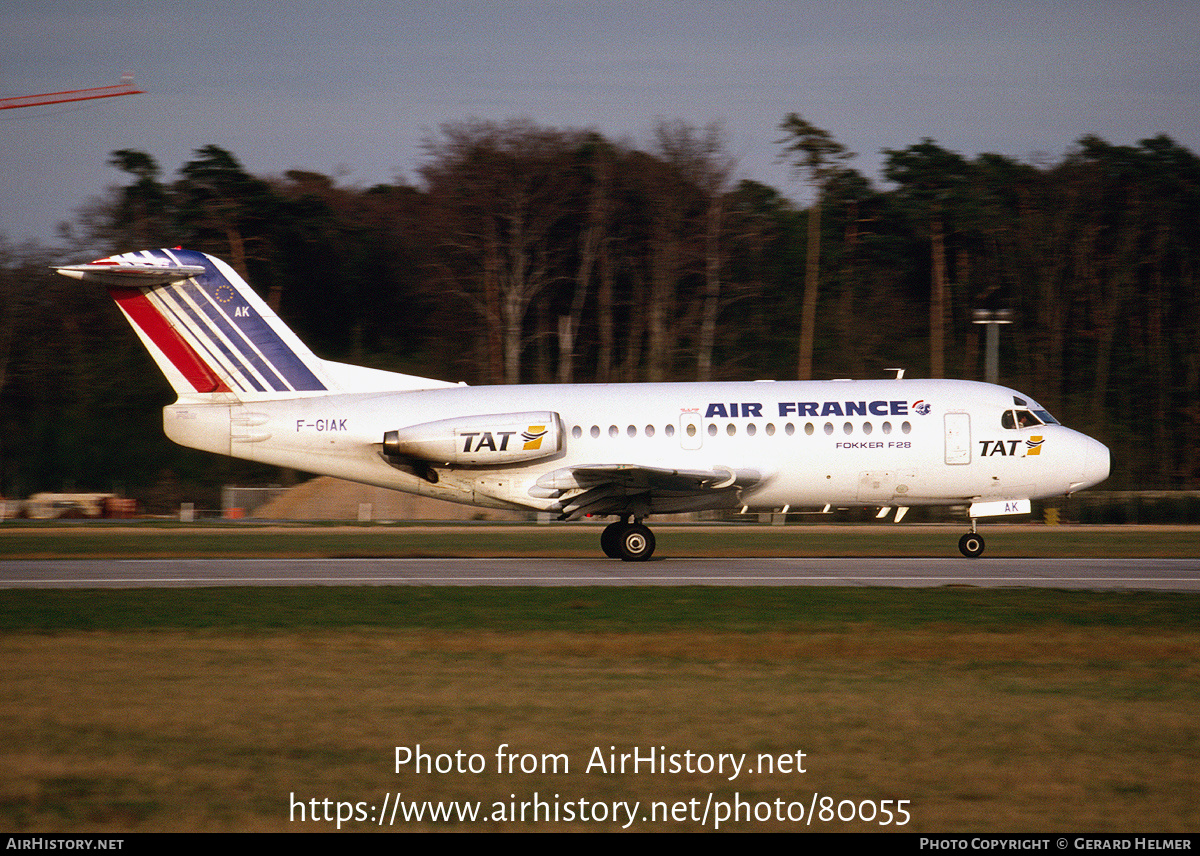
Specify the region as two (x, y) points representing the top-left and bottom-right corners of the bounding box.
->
(58, 249), (329, 397)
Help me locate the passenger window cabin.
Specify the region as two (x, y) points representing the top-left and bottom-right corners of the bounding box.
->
(570, 416), (925, 441)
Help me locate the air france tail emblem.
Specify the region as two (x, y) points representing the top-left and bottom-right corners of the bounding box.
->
(522, 425), (548, 451)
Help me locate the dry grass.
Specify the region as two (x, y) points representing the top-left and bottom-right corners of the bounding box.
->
(2, 625), (1196, 831)
(5, 522), (1200, 558)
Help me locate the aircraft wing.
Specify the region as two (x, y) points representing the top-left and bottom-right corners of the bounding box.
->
(531, 463), (761, 519)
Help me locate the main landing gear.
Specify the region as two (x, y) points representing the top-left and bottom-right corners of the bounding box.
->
(958, 520), (985, 558)
(601, 518), (656, 561)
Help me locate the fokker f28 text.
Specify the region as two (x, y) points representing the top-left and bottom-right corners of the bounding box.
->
(58, 249), (1111, 560)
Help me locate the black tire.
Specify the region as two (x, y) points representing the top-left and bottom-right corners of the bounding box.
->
(619, 523), (656, 562)
(600, 521), (626, 559)
(959, 532), (985, 558)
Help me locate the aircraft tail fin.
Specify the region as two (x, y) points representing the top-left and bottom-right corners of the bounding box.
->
(57, 249), (458, 399)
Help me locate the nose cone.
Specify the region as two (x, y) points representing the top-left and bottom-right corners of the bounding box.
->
(1076, 435), (1111, 491)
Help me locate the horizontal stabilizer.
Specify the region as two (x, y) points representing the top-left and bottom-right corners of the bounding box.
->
(56, 261), (206, 286)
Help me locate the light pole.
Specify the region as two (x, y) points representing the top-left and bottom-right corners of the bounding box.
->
(972, 308), (1013, 385)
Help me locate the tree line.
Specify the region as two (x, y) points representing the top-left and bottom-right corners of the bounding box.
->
(1, 117), (1197, 503)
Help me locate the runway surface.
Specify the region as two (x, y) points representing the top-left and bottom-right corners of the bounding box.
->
(2, 557), (1198, 590)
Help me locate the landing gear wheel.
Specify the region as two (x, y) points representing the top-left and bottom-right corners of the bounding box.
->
(600, 521), (626, 559)
(959, 532), (985, 558)
(619, 523), (656, 562)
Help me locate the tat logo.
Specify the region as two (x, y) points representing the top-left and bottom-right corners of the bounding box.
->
(522, 425), (548, 451)
(979, 436), (1047, 457)
(459, 423), (553, 455)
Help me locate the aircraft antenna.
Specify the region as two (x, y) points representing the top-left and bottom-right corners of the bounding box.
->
(886, 368), (905, 380)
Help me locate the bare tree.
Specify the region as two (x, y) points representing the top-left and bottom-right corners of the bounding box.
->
(651, 121), (735, 381)
(422, 120), (582, 383)
(558, 134), (615, 383)
(777, 114), (853, 380)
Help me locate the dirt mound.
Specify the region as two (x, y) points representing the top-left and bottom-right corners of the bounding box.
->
(251, 476), (524, 521)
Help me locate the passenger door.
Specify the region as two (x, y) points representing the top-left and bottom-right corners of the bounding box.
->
(944, 412), (971, 465)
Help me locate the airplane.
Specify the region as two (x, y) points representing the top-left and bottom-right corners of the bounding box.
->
(57, 248), (1110, 560)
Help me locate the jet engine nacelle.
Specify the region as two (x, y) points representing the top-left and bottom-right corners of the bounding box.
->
(383, 411), (563, 465)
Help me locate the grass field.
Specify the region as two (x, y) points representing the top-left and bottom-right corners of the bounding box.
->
(4, 520), (1200, 558)
(2, 523), (1197, 831)
(1, 580), (1198, 832)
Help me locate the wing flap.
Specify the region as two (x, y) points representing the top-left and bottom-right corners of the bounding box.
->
(534, 464), (761, 519)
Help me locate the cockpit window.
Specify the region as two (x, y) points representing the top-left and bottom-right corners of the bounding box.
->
(1003, 409), (1041, 428)
(1002, 408), (1059, 429)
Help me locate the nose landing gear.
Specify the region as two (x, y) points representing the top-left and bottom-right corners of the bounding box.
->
(959, 519), (985, 558)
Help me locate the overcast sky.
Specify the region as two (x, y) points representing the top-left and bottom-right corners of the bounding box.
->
(2, 0), (1198, 246)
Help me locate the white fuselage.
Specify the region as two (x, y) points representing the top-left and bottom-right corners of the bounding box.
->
(163, 378), (1110, 516)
